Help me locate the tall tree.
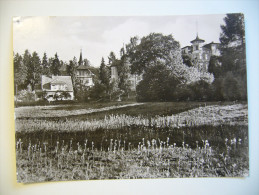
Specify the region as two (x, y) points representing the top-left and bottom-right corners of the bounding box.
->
(42, 52), (50, 76)
(50, 53), (61, 76)
(24, 51), (41, 91)
(127, 33), (183, 75)
(136, 62), (180, 101)
(220, 13), (246, 75)
(99, 57), (110, 87)
(14, 52), (27, 94)
(218, 13), (247, 100)
(83, 59), (91, 67)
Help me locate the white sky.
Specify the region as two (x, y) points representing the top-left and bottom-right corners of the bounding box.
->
(13, 15), (225, 67)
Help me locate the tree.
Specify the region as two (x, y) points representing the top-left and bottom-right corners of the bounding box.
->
(99, 57), (110, 89)
(89, 83), (106, 100)
(218, 13), (247, 100)
(182, 54), (193, 67)
(208, 56), (222, 78)
(127, 33), (183, 75)
(42, 52), (50, 76)
(67, 57), (77, 82)
(50, 53), (61, 76)
(23, 50), (42, 91)
(220, 13), (246, 76)
(117, 57), (132, 98)
(83, 59), (91, 66)
(14, 52), (27, 94)
(136, 62), (180, 102)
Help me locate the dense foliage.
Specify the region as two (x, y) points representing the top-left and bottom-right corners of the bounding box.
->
(208, 13), (247, 101)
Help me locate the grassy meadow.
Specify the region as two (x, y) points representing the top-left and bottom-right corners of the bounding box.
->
(15, 101), (249, 183)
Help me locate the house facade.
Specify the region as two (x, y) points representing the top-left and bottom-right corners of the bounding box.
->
(76, 65), (94, 87)
(75, 50), (94, 87)
(181, 35), (220, 72)
(37, 75), (74, 101)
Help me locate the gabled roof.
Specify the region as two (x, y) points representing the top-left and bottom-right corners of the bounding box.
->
(76, 65), (94, 75)
(203, 41), (220, 49)
(42, 75), (74, 91)
(182, 46), (192, 49)
(190, 35), (205, 43)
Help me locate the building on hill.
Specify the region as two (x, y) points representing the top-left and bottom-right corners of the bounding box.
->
(36, 75), (74, 101)
(181, 35), (220, 72)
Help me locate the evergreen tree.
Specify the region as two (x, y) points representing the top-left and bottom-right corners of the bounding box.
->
(14, 52), (27, 94)
(42, 52), (50, 76)
(67, 57), (78, 83)
(218, 13), (247, 100)
(23, 51), (41, 91)
(220, 13), (246, 76)
(50, 53), (61, 76)
(99, 57), (110, 87)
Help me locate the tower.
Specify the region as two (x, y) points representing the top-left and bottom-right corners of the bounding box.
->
(78, 48), (83, 66)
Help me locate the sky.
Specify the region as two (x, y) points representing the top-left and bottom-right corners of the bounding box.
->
(13, 15), (226, 67)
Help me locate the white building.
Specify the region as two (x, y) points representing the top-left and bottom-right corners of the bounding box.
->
(38, 75), (74, 101)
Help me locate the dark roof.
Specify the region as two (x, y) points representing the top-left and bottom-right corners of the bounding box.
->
(182, 46), (192, 49)
(42, 75), (74, 91)
(190, 35), (205, 43)
(203, 42), (220, 49)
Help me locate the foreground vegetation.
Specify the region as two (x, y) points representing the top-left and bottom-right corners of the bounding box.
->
(15, 102), (248, 182)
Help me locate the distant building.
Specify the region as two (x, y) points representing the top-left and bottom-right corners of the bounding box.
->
(181, 35), (220, 72)
(36, 75), (74, 101)
(110, 58), (142, 91)
(75, 50), (94, 87)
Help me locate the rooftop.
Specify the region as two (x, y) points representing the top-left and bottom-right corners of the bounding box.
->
(190, 35), (205, 43)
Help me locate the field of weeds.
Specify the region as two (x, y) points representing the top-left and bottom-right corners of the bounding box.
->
(15, 102), (249, 183)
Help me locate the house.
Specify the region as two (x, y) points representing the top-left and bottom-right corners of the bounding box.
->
(75, 50), (94, 87)
(76, 64), (94, 87)
(36, 75), (74, 101)
(181, 35), (221, 72)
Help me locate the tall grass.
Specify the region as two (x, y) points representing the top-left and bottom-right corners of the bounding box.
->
(15, 102), (249, 183)
(16, 135), (248, 182)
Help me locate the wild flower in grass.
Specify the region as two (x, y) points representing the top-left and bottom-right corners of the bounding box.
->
(196, 141), (199, 149)
(91, 142), (94, 151)
(167, 137), (170, 147)
(231, 138), (237, 145)
(225, 138), (228, 146)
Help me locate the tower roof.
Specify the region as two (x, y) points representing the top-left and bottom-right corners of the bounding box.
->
(190, 35), (205, 44)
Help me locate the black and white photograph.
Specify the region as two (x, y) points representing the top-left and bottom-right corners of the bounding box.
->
(13, 14), (248, 183)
